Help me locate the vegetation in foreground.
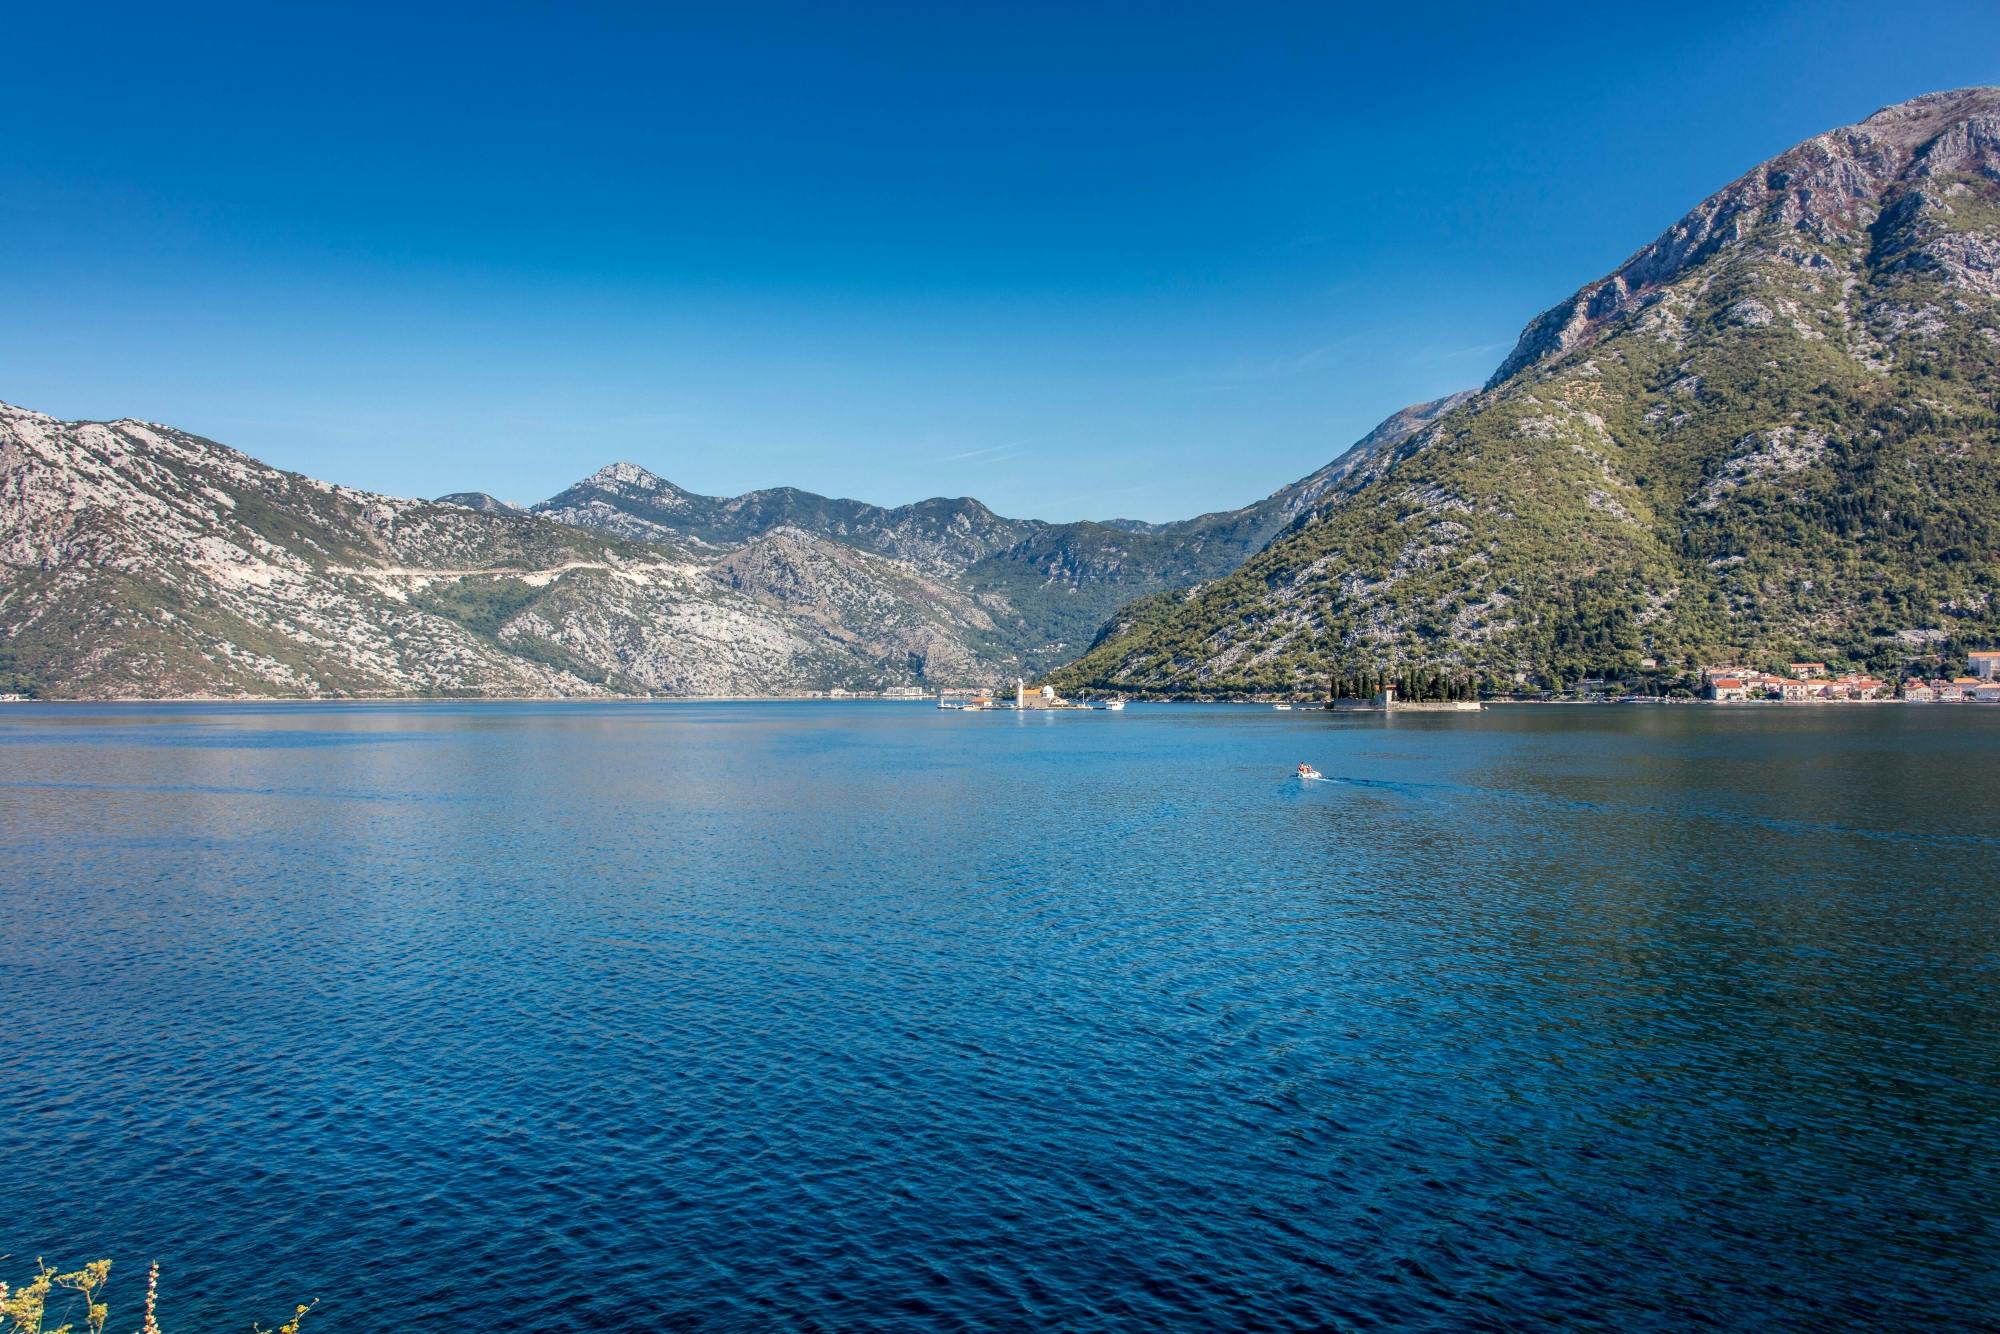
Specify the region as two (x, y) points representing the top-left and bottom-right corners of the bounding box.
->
(0, 1260), (311, 1334)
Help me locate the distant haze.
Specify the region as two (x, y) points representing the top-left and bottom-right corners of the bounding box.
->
(3, 1), (1997, 520)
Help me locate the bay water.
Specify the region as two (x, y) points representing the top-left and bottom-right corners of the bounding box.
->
(2, 702), (1995, 1329)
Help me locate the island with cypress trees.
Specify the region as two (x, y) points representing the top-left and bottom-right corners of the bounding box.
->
(1325, 668), (1484, 711)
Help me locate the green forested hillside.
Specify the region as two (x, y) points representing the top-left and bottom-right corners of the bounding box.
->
(1053, 89), (2000, 695)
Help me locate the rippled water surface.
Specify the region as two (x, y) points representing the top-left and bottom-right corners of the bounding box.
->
(3, 702), (1997, 1330)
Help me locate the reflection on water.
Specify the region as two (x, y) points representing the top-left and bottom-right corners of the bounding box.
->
(2, 702), (1996, 1329)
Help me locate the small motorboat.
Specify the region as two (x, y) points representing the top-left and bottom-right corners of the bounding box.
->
(1295, 764), (1323, 781)
(1273, 703), (1293, 711)
(1104, 700), (1126, 711)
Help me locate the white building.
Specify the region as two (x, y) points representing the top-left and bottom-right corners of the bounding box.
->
(1014, 680), (1070, 710)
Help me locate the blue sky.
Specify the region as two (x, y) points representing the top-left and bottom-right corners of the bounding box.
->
(3, 2), (1996, 521)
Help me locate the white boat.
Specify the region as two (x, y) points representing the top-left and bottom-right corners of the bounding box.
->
(1296, 767), (1323, 781)
(1273, 703), (1293, 711)
(1104, 700), (1126, 711)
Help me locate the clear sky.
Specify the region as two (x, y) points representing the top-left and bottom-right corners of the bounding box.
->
(3, 2), (1996, 521)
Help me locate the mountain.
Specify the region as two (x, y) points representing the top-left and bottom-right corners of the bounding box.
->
(534, 464), (1028, 575)
(1053, 88), (2000, 696)
(527, 391), (1471, 668)
(709, 527), (1004, 681)
(435, 491), (521, 514)
(0, 391), (1458, 698)
(0, 405), (1031, 697)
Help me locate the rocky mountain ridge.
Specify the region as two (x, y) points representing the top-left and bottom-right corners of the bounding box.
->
(0, 388), (1459, 697)
(436, 491), (522, 514)
(1489, 88), (2000, 386)
(523, 389), (1472, 659)
(1054, 88), (2000, 696)
(0, 405), (1037, 696)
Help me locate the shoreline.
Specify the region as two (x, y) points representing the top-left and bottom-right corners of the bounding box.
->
(4, 694), (1992, 707)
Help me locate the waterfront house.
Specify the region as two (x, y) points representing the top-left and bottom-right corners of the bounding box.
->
(1977, 682), (2000, 702)
(1903, 682), (1937, 702)
(1750, 672), (1796, 697)
(1706, 677), (1748, 701)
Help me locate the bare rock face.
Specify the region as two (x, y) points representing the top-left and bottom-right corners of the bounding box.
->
(711, 527), (995, 639)
(710, 528), (996, 679)
(1488, 87), (2000, 386)
(0, 404), (605, 697)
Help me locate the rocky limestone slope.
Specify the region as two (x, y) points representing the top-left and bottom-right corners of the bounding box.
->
(0, 406), (1015, 697)
(709, 526), (1004, 681)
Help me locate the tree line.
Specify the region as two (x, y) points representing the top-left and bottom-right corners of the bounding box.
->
(1326, 669), (1481, 702)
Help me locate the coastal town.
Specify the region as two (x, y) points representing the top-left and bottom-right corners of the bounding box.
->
(1701, 651), (2000, 702)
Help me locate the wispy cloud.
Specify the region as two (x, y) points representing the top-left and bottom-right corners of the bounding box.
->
(933, 440), (1030, 464)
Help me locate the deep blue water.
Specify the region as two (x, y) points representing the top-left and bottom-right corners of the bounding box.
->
(2, 702), (1996, 1331)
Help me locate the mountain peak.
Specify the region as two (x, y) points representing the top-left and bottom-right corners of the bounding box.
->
(1488, 86), (2000, 388)
(0, 401), (61, 427)
(581, 461), (673, 491)
(1856, 85), (2000, 140)
(435, 491), (521, 514)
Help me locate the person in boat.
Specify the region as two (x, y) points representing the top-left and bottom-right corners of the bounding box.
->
(1296, 762), (1315, 779)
